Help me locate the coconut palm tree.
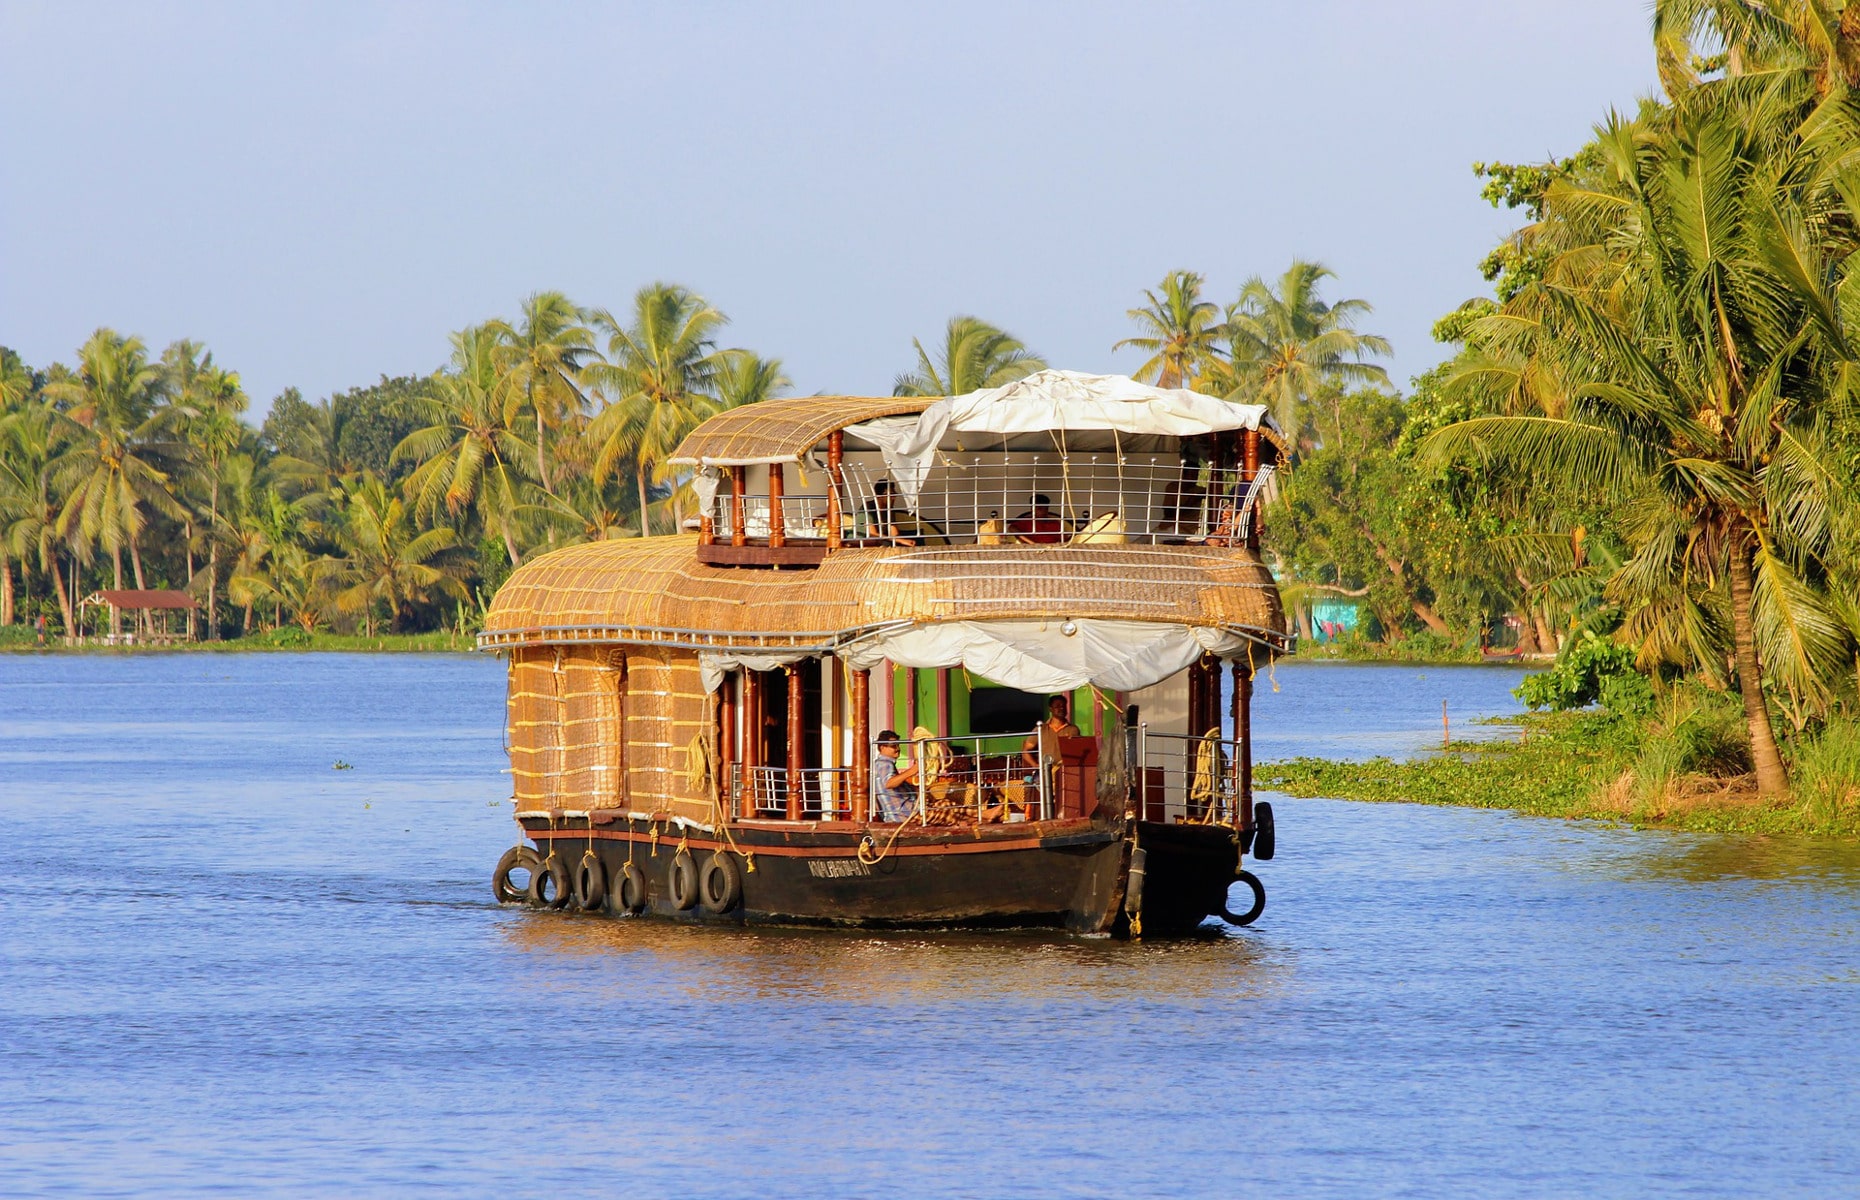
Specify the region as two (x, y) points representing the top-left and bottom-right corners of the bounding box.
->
(43, 329), (187, 638)
(1114, 270), (1224, 388)
(321, 475), (467, 635)
(713, 349), (791, 410)
(0, 400), (81, 638)
(1217, 261), (1392, 446)
(491, 291), (595, 495)
(1424, 97), (1859, 795)
(893, 316), (1047, 397)
(164, 341), (248, 638)
(393, 324), (539, 566)
(584, 284), (732, 536)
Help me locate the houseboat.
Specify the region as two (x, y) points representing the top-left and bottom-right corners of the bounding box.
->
(479, 370), (1290, 936)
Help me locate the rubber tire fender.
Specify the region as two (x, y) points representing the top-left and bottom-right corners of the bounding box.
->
(1252, 801), (1276, 861)
(617, 862), (649, 915)
(530, 854), (571, 909)
(668, 851), (701, 911)
(574, 851), (606, 912)
(492, 845), (542, 905)
(699, 852), (743, 914)
(1123, 845), (1148, 918)
(1222, 870), (1266, 926)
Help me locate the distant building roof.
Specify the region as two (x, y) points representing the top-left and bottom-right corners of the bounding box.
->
(88, 589), (198, 609)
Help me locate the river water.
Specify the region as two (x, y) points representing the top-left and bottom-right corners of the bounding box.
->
(2, 655), (1855, 1197)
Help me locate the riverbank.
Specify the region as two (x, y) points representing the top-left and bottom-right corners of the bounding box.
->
(0, 627), (476, 654)
(1259, 707), (1860, 838)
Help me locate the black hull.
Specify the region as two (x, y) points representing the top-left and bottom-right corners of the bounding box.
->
(509, 812), (1250, 937)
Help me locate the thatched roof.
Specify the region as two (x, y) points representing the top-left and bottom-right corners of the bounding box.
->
(86, 589), (197, 610)
(670, 396), (932, 466)
(479, 535), (1288, 653)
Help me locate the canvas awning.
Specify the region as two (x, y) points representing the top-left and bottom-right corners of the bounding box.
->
(844, 369), (1287, 506)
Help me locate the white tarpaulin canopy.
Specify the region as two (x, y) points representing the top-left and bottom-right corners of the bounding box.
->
(841, 619), (1249, 694)
(845, 369), (1278, 506)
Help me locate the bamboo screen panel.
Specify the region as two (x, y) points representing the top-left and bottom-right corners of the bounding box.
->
(622, 648), (716, 822)
(507, 646), (625, 808)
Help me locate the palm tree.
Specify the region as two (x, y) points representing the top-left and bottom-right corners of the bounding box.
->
(1217, 261), (1392, 445)
(584, 284), (732, 536)
(1114, 270), (1224, 388)
(321, 475), (467, 635)
(0, 401), (81, 638)
(393, 324), (540, 567)
(1425, 97), (1857, 795)
(893, 316), (1046, 397)
(491, 291), (595, 495)
(43, 329), (186, 638)
(164, 341), (248, 639)
(713, 349), (791, 410)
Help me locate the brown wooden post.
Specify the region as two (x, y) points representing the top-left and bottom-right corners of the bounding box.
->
(785, 662), (805, 819)
(1242, 429), (1262, 550)
(850, 666), (871, 823)
(826, 430), (844, 551)
(740, 669), (760, 818)
(768, 463), (787, 549)
(730, 466), (747, 548)
(1234, 659), (1254, 835)
(718, 671), (735, 817)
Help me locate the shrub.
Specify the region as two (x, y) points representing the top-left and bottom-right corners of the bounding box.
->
(1793, 715), (1860, 821)
(1516, 630), (1646, 711)
(264, 626), (313, 648)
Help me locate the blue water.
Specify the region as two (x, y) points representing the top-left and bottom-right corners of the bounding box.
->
(2, 654), (1855, 1197)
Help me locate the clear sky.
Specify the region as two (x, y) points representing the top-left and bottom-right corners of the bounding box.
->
(1, 1), (1659, 411)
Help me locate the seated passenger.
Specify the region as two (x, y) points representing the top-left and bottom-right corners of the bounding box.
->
(867, 480), (946, 546)
(1009, 494), (1066, 544)
(1005, 695), (1081, 816)
(871, 729), (921, 821)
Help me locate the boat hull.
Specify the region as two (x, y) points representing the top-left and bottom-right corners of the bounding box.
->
(511, 813), (1247, 936)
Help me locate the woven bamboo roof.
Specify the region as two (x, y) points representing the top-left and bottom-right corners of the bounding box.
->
(670, 396), (932, 466)
(480, 536), (1289, 653)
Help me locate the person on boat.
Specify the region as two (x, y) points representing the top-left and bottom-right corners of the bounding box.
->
(871, 729), (922, 821)
(1006, 696), (1080, 815)
(1009, 495), (1065, 544)
(866, 480), (946, 547)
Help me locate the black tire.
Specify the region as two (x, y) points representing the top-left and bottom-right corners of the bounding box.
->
(1221, 870), (1266, 926)
(492, 845), (541, 905)
(668, 852), (701, 911)
(699, 852), (743, 914)
(1252, 801), (1276, 861)
(574, 851), (606, 912)
(529, 854), (570, 909)
(617, 862), (649, 914)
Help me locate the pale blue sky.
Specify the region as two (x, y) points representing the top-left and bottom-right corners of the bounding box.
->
(2, 2), (1657, 411)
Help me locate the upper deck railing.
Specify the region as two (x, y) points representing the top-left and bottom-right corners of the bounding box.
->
(704, 455), (1274, 553)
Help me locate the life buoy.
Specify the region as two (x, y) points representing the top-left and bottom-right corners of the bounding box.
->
(699, 852), (743, 914)
(492, 845), (542, 904)
(1252, 801), (1276, 861)
(669, 851), (701, 911)
(617, 862), (649, 914)
(1222, 870), (1266, 926)
(529, 854), (570, 909)
(574, 851), (606, 912)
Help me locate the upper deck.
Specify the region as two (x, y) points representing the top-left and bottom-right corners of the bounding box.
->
(666, 370), (1289, 568)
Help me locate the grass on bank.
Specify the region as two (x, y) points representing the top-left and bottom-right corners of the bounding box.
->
(1259, 686), (1860, 838)
(0, 624), (476, 654)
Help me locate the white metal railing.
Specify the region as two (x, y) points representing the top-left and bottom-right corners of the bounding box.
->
(745, 765), (849, 819)
(706, 455), (1273, 549)
(1132, 725), (1243, 825)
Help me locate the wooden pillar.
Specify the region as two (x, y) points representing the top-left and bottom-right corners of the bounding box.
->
(826, 430), (844, 551)
(1242, 429), (1262, 550)
(740, 669), (760, 818)
(768, 463), (787, 549)
(850, 667), (871, 823)
(718, 671), (734, 816)
(730, 466), (747, 548)
(1233, 660), (1254, 835)
(785, 662), (805, 819)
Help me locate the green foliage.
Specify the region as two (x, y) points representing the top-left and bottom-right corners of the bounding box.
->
(1515, 631), (1644, 711)
(1792, 715), (1860, 824)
